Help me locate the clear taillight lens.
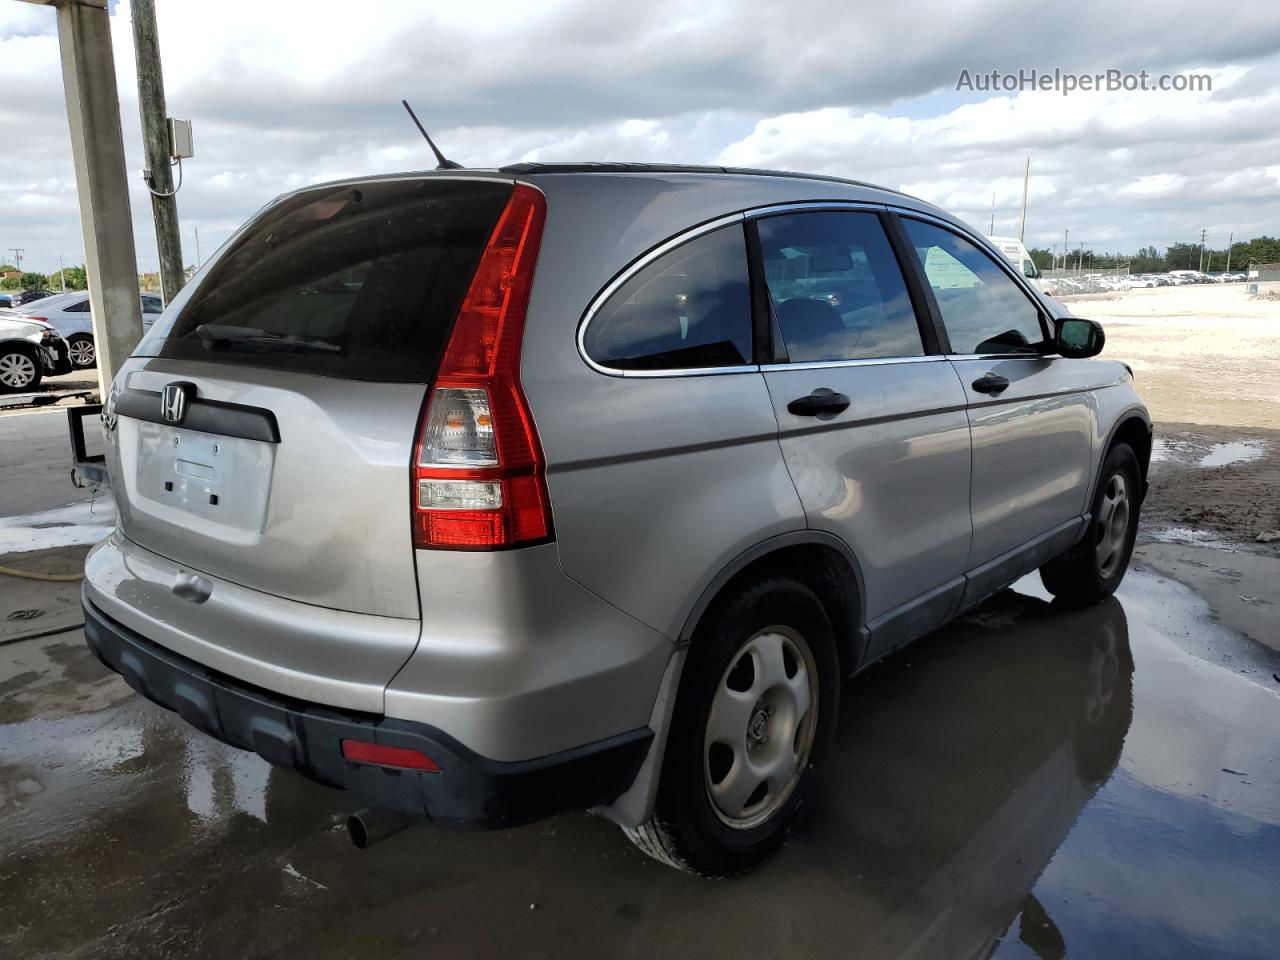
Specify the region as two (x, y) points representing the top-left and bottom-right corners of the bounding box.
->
(419, 387), (496, 466)
(417, 478), (503, 510)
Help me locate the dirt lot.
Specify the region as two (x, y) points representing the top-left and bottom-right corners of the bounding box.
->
(1072, 284), (1280, 430)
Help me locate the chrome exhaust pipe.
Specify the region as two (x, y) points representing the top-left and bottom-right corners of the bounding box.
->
(346, 808), (409, 849)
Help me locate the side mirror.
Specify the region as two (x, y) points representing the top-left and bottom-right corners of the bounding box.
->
(1055, 317), (1105, 358)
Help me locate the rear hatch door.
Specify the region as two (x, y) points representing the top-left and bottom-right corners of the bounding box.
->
(113, 176), (514, 619)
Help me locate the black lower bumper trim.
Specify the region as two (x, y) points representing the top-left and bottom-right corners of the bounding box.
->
(83, 595), (652, 827)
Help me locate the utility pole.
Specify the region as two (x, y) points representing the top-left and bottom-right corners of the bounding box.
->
(194, 226), (201, 268)
(59, 254), (66, 291)
(8, 248), (23, 272)
(20, 0), (143, 389)
(131, 0), (185, 303)
(990, 192), (995, 234)
(1226, 232), (1234, 274)
(1064, 229), (1069, 273)
(1198, 229), (1207, 272)
(1018, 156), (1029, 242)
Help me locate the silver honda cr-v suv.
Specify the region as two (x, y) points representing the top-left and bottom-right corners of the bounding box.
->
(83, 163), (1150, 875)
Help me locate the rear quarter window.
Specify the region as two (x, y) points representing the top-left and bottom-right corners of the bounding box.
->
(583, 224), (753, 372)
(141, 179), (512, 382)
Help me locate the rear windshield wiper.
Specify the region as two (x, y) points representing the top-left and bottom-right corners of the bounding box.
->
(194, 324), (343, 354)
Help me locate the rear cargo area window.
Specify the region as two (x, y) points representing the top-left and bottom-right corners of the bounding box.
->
(141, 179), (512, 382)
(585, 224), (752, 371)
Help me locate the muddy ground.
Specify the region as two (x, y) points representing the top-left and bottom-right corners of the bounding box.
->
(1142, 422), (1279, 544)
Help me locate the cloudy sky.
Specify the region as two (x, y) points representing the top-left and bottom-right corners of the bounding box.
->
(2, 0), (1278, 275)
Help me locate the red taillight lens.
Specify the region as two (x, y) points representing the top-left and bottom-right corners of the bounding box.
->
(340, 739), (441, 772)
(27, 316), (49, 324)
(412, 184), (553, 551)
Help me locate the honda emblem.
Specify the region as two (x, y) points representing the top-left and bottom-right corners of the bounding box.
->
(161, 382), (194, 424)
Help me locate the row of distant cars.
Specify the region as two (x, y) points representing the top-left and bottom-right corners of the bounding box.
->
(1044, 270), (1249, 297)
(0, 289), (164, 392)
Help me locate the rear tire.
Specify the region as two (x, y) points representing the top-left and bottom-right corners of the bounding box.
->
(67, 334), (96, 369)
(0, 346), (41, 393)
(623, 577), (839, 876)
(1040, 443), (1142, 607)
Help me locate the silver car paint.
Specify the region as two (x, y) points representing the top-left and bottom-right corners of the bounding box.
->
(387, 544), (674, 761)
(84, 167), (1151, 795)
(762, 358), (973, 626)
(84, 532), (419, 713)
(109, 358), (425, 619)
(951, 354), (1111, 567)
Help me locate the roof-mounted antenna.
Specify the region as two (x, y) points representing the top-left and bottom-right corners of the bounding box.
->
(402, 99), (463, 170)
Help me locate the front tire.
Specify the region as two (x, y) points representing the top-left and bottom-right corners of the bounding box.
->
(0, 346), (42, 392)
(624, 577), (839, 875)
(1040, 443), (1142, 607)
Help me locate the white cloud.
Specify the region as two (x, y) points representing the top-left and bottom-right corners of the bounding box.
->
(2, 0), (1279, 274)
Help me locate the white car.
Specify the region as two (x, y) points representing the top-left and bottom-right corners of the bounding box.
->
(9, 293), (164, 368)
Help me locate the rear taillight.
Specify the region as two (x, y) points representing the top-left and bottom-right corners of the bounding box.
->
(412, 184), (552, 550)
(27, 316), (48, 324)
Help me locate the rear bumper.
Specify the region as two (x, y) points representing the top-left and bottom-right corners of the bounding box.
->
(83, 594), (652, 827)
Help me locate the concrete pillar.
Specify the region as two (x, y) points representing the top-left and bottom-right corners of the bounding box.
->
(30, 0), (144, 391)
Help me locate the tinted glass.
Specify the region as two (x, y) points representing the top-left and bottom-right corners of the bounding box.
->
(142, 296), (163, 313)
(585, 224), (752, 371)
(142, 179), (512, 382)
(756, 211), (923, 362)
(64, 299), (91, 313)
(904, 219), (1046, 355)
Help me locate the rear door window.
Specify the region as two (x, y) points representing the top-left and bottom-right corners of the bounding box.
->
(903, 219), (1047, 355)
(584, 224), (752, 371)
(755, 211), (924, 362)
(142, 179), (513, 382)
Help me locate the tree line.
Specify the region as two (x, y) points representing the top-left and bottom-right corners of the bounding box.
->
(1027, 235), (1280, 273)
(0, 263), (89, 291)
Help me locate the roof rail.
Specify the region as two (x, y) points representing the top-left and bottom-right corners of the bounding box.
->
(498, 161), (905, 196)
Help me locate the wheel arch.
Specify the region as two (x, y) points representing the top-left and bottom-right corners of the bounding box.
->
(1099, 409), (1153, 503)
(677, 531), (868, 678)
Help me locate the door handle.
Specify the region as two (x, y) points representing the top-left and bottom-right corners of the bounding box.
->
(971, 373), (1010, 395)
(787, 388), (851, 417)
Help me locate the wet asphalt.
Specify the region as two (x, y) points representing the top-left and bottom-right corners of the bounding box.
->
(1, 568), (1278, 960)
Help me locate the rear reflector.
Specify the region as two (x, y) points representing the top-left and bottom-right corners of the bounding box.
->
(341, 739), (441, 772)
(412, 183), (554, 550)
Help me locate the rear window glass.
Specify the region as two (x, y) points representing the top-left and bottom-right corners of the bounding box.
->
(141, 179), (512, 382)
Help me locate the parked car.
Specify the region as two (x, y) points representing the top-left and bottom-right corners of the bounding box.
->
(0, 293), (14, 309)
(82, 164), (1151, 875)
(13, 288), (55, 307)
(15, 292), (164, 368)
(0, 314), (72, 391)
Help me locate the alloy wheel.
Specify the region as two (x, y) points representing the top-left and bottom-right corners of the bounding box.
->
(69, 338), (96, 367)
(0, 352), (37, 390)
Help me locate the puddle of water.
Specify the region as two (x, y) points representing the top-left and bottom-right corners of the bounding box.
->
(0, 499), (116, 554)
(1150, 437), (1195, 465)
(1150, 438), (1267, 470)
(1148, 525), (1234, 549)
(1198, 440), (1266, 468)
(0, 570), (1276, 958)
